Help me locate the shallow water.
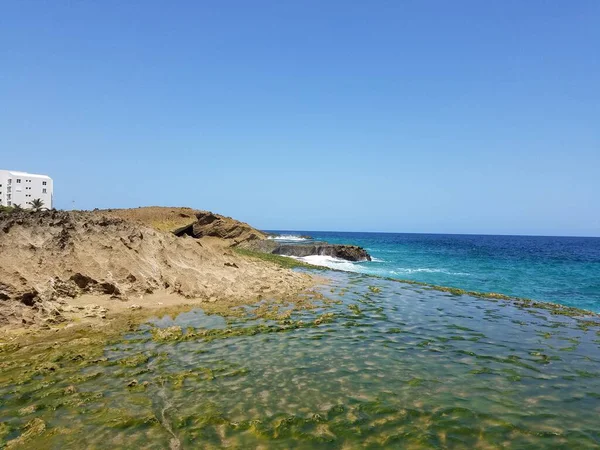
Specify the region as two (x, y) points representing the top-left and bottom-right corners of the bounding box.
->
(268, 231), (600, 312)
(2, 272), (600, 448)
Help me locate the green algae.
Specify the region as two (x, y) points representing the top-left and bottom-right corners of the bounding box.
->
(118, 354), (150, 367)
(348, 304), (362, 315)
(378, 276), (600, 321)
(0, 422), (11, 442)
(1, 271), (600, 448)
(5, 418), (46, 448)
(299, 267), (600, 322)
(144, 312), (340, 345)
(233, 247), (328, 270)
(150, 326), (183, 342)
(386, 327), (403, 334)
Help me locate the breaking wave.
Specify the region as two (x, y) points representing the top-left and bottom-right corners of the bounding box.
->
(268, 235), (310, 242)
(390, 268), (470, 276)
(293, 255), (361, 272)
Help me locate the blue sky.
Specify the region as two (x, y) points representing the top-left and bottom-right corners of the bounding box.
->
(1, 1), (598, 236)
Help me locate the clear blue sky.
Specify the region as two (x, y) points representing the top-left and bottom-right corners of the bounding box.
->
(1, 1), (599, 236)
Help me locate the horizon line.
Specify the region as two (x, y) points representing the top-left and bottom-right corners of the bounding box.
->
(263, 229), (600, 239)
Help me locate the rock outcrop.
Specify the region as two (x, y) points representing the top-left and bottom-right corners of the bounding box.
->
(0, 209), (309, 328)
(172, 211), (266, 244)
(240, 239), (372, 262)
(97, 207), (266, 245)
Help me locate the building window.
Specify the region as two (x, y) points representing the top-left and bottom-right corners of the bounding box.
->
(8, 179), (11, 184)
(16, 179), (21, 183)
(7, 201), (11, 206)
(42, 189), (47, 194)
(42, 181), (47, 186)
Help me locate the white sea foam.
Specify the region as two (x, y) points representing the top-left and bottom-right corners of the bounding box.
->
(292, 255), (361, 272)
(371, 257), (385, 263)
(391, 268), (470, 276)
(268, 235), (310, 242)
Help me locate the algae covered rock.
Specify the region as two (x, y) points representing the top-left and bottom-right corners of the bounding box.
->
(6, 418), (46, 448)
(151, 326), (183, 342)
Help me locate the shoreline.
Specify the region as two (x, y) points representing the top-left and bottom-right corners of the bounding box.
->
(0, 271), (324, 347)
(1, 206), (597, 348)
(3, 259), (597, 370)
(2, 248), (597, 350)
(265, 231), (600, 315)
(243, 248), (600, 319)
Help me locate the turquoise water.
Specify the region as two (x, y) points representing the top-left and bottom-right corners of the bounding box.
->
(268, 232), (600, 312)
(1, 272), (599, 448)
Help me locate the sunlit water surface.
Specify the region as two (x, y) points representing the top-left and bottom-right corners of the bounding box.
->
(268, 231), (600, 312)
(2, 272), (600, 449)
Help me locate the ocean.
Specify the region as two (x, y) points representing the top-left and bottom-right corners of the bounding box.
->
(267, 231), (600, 312)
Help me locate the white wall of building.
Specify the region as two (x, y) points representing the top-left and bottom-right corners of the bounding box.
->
(0, 170), (53, 209)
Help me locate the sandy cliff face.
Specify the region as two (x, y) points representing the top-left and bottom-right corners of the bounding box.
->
(0, 210), (310, 328)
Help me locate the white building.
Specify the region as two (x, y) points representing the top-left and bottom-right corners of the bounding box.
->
(0, 170), (53, 209)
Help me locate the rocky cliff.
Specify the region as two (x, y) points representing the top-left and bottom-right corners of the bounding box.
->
(0, 209), (308, 328)
(172, 211), (267, 243)
(98, 207), (267, 245)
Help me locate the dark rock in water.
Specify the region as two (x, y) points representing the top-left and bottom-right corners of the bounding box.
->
(240, 240), (371, 262)
(274, 244), (371, 261)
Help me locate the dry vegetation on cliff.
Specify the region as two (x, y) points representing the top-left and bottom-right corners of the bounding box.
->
(94, 207), (199, 232)
(95, 206), (268, 243)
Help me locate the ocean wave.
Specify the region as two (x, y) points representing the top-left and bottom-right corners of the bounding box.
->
(390, 268), (470, 276)
(293, 255), (361, 272)
(370, 257), (385, 263)
(268, 235), (310, 242)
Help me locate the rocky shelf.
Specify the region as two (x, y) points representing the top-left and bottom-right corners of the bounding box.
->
(239, 239), (372, 262)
